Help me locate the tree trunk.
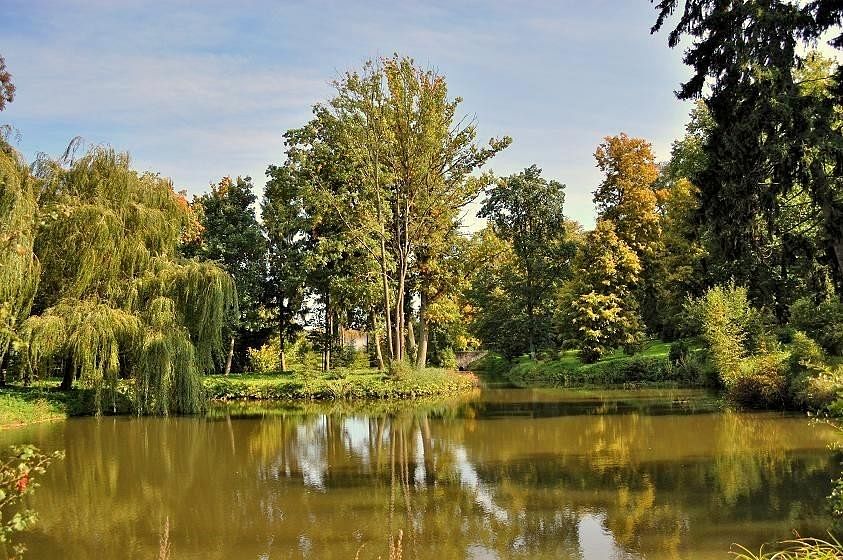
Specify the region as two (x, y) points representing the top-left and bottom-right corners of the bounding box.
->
(371, 310), (385, 371)
(60, 360), (74, 391)
(224, 336), (234, 376)
(832, 240), (843, 293)
(0, 344), (8, 387)
(379, 241), (394, 362)
(527, 300), (536, 360)
(416, 292), (428, 369)
(323, 296), (332, 373)
(406, 320), (417, 363)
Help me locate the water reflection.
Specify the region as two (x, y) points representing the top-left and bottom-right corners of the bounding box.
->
(0, 388), (838, 560)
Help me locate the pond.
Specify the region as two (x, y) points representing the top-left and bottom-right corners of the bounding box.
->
(1, 388), (839, 559)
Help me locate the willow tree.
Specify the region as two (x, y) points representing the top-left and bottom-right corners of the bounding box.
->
(19, 146), (236, 414)
(0, 142), (39, 385)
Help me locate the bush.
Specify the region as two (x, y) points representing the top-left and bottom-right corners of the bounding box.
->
(248, 341), (279, 373)
(790, 296), (843, 355)
(438, 347), (458, 369)
(728, 352), (790, 407)
(687, 283), (778, 397)
(787, 332), (843, 409)
(387, 359), (416, 380)
(669, 340), (691, 366)
(790, 331), (826, 370)
(333, 344), (366, 368)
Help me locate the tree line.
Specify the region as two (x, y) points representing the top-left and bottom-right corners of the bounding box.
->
(0, 0), (841, 414)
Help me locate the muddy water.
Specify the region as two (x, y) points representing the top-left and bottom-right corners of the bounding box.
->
(1, 388), (838, 559)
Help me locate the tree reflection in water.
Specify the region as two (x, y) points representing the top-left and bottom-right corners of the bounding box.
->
(0, 388), (837, 560)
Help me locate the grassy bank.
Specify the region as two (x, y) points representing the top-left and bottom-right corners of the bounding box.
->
(0, 387), (70, 428)
(473, 340), (715, 388)
(0, 367), (478, 428)
(204, 367), (478, 401)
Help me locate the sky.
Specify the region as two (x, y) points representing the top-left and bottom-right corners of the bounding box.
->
(2, 0), (699, 227)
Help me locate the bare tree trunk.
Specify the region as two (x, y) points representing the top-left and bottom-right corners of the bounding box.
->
(406, 319), (417, 363)
(416, 292), (428, 369)
(394, 269), (405, 362)
(224, 336), (235, 376)
(324, 305), (333, 373)
(371, 309), (385, 371)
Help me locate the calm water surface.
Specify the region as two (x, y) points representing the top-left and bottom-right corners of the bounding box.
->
(1, 388), (839, 560)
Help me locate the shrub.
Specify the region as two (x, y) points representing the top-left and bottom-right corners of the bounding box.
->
(728, 352), (790, 407)
(790, 331), (826, 370)
(790, 296), (843, 355)
(248, 341), (279, 373)
(387, 359), (416, 380)
(788, 332), (843, 409)
(687, 283), (776, 396)
(669, 340), (691, 366)
(333, 344), (362, 368)
(438, 347), (458, 369)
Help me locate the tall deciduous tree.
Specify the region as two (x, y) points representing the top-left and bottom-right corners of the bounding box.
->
(262, 164), (313, 372)
(479, 165), (573, 359)
(593, 133), (663, 255)
(184, 176), (267, 374)
(317, 55), (510, 364)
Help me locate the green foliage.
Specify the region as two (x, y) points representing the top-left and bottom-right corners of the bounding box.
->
(790, 296), (843, 356)
(729, 352), (791, 408)
(564, 220), (643, 363)
(438, 347), (458, 369)
(0, 55), (15, 112)
(184, 176), (268, 371)
(204, 368), (476, 401)
(652, 0), (843, 309)
(478, 165), (573, 358)
(669, 340), (691, 366)
(0, 445), (63, 559)
(688, 284), (790, 406)
(686, 283), (770, 371)
(0, 144), (40, 374)
(504, 342), (712, 388)
(4, 146), (237, 415)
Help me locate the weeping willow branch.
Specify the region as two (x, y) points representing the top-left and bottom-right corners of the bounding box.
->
(0, 142), (40, 372)
(7, 145), (237, 414)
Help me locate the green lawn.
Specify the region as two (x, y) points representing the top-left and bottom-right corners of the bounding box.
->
(0, 387), (68, 428)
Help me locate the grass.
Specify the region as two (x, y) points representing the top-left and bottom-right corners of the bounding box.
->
(204, 367), (478, 401)
(473, 340), (715, 389)
(0, 367), (478, 428)
(730, 536), (843, 559)
(0, 386), (69, 428)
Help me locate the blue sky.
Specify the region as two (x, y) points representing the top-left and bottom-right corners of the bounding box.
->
(2, 0), (695, 226)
